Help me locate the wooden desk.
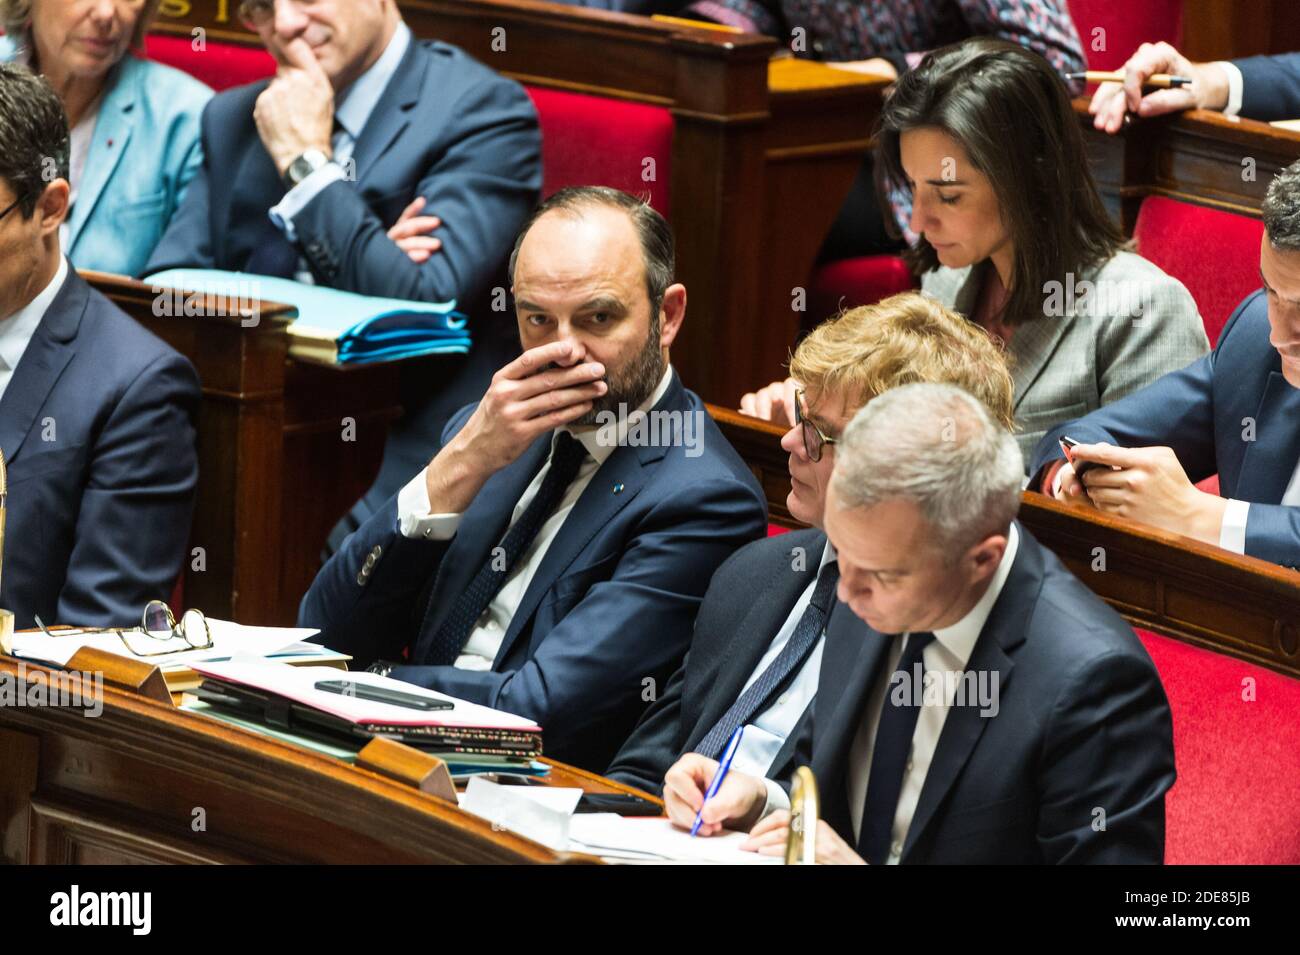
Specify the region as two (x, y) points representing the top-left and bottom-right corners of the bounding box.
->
(153, 0), (886, 408)
(87, 274), (403, 627)
(0, 655), (657, 863)
(709, 405), (1300, 680)
(1078, 100), (1300, 232)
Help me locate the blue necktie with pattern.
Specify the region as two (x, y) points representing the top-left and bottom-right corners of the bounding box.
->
(694, 561), (840, 759)
(423, 432), (588, 666)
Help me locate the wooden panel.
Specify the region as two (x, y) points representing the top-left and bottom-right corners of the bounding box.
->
(1182, 0), (1300, 62)
(709, 405), (1300, 679)
(0, 656), (659, 864)
(87, 274), (402, 625)
(0, 727), (39, 865)
(1079, 101), (1300, 232)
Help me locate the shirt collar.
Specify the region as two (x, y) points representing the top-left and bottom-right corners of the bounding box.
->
(929, 522), (1020, 668)
(333, 21), (412, 140)
(565, 364), (674, 466)
(0, 255), (68, 371)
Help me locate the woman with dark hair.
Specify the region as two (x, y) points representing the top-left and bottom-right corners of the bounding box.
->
(0, 0), (210, 276)
(744, 37), (1210, 464)
(878, 37), (1208, 460)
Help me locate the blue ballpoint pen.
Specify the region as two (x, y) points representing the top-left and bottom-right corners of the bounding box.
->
(691, 725), (745, 837)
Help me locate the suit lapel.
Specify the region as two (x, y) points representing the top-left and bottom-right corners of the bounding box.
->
(350, 40), (427, 186)
(411, 434), (551, 659)
(0, 268), (84, 464)
(813, 602), (892, 835)
(1235, 371), (1300, 502)
(493, 378), (694, 664)
(1009, 315), (1076, 415)
(900, 530), (1038, 860)
(66, 60), (135, 252)
(687, 530), (825, 740)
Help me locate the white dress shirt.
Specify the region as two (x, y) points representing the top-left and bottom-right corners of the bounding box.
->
(1217, 60), (1245, 117)
(268, 21), (413, 280)
(728, 541), (835, 779)
(763, 523), (1021, 865)
(0, 256), (68, 402)
(1219, 467), (1300, 553)
(395, 366), (674, 669)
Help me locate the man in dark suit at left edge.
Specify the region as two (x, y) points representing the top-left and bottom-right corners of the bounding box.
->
(0, 64), (199, 629)
(145, 0), (543, 553)
(299, 187), (768, 770)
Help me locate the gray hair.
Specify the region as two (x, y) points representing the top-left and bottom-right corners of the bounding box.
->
(508, 186), (675, 319)
(1263, 159), (1300, 252)
(831, 382), (1023, 553)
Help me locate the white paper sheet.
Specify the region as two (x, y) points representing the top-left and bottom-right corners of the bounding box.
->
(567, 814), (779, 864)
(10, 619), (316, 670)
(459, 778), (584, 851)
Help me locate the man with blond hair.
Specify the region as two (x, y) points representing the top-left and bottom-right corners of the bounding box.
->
(607, 292), (1014, 793)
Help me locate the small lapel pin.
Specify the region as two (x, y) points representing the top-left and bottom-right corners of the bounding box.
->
(612, 482), (624, 495)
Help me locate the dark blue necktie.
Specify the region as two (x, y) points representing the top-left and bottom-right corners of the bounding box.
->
(858, 631), (935, 865)
(422, 432), (588, 666)
(694, 561), (840, 759)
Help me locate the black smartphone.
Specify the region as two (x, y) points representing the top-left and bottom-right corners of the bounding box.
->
(314, 679), (453, 711)
(1058, 435), (1104, 482)
(574, 792), (663, 816)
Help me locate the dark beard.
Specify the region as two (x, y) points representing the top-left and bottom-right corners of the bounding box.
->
(573, 319), (665, 425)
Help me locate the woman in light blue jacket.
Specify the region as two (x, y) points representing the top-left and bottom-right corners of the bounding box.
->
(0, 0), (211, 276)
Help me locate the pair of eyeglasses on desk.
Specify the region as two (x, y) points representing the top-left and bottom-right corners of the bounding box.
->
(34, 600), (212, 658)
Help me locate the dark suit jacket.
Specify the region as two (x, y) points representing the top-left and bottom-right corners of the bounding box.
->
(1029, 290), (1300, 568)
(145, 37), (542, 544)
(799, 527), (1174, 864)
(298, 373), (768, 770)
(606, 527), (825, 794)
(1234, 52), (1300, 123)
(0, 267), (200, 629)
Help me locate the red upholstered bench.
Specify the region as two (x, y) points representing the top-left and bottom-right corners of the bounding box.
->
(808, 255), (917, 323)
(525, 88), (673, 213)
(144, 34), (275, 90)
(1138, 629), (1300, 864)
(1066, 0), (1183, 72)
(1133, 195), (1265, 347)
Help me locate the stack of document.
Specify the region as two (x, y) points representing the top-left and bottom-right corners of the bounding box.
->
(187, 661), (543, 768)
(145, 269), (470, 365)
(8, 621), (344, 692)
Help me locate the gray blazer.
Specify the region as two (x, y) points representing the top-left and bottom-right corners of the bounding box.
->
(922, 251), (1210, 465)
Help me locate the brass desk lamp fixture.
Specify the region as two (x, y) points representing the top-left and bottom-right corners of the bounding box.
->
(0, 448), (11, 656)
(784, 765), (820, 865)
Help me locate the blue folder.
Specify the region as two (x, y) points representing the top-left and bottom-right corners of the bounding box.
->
(145, 269), (471, 365)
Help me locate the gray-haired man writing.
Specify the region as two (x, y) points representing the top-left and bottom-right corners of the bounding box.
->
(665, 382), (1176, 863)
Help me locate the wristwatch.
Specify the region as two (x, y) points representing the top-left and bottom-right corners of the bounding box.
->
(283, 148), (332, 189)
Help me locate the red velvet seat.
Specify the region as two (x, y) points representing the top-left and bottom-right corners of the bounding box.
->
(524, 87), (673, 214)
(144, 34), (275, 91)
(1133, 195), (1265, 346)
(808, 255), (917, 322)
(1137, 628), (1300, 864)
(1066, 0), (1183, 72)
